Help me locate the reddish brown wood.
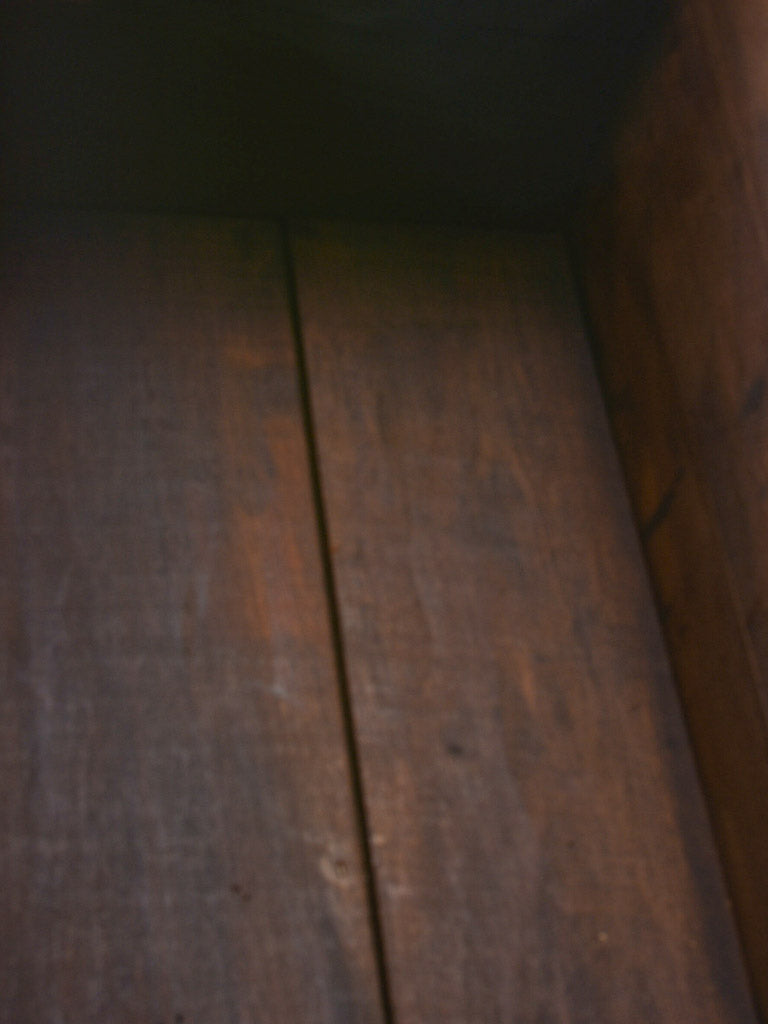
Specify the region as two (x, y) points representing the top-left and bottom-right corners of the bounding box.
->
(0, 213), (384, 1024)
(294, 222), (757, 1024)
(571, 0), (768, 1012)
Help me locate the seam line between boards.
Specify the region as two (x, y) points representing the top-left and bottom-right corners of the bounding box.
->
(279, 221), (396, 1024)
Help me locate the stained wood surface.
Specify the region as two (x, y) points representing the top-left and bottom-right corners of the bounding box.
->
(293, 223), (757, 1023)
(571, 0), (768, 1011)
(0, 214), (384, 1024)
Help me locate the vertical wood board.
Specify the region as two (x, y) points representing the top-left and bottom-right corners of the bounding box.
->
(571, 0), (768, 1009)
(0, 213), (384, 1024)
(294, 223), (757, 1024)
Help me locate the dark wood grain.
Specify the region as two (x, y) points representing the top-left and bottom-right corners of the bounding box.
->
(571, 0), (768, 1012)
(0, 213), (384, 1024)
(293, 223), (757, 1024)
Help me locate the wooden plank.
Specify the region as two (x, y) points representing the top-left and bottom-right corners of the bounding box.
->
(0, 213), (384, 1024)
(293, 223), (757, 1024)
(570, 0), (768, 1011)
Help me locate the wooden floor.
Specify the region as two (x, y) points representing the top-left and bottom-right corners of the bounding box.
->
(0, 212), (757, 1023)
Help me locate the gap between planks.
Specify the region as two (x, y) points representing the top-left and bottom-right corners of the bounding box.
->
(279, 221), (395, 1024)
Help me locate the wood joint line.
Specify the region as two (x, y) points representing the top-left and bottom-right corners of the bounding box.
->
(279, 222), (396, 1024)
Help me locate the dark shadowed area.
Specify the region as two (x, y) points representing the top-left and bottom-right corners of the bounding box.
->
(2, 0), (669, 224)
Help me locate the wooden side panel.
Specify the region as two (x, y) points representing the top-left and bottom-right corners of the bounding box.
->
(0, 214), (384, 1024)
(294, 224), (757, 1024)
(571, 0), (768, 1011)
